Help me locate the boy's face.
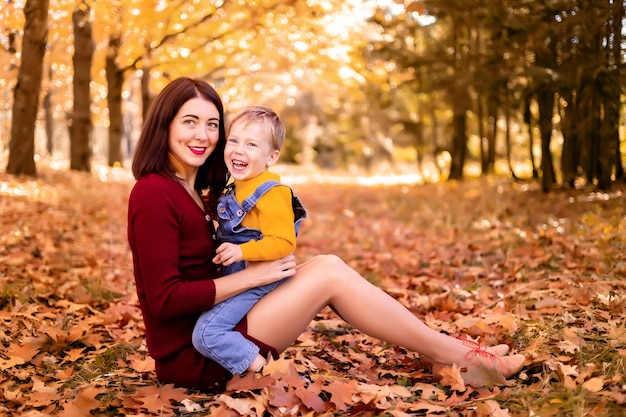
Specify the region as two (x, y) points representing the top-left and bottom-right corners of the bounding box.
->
(224, 120), (280, 181)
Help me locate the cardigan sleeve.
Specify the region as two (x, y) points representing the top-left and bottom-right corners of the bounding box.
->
(239, 185), (297, 261)
(128, 176), (217, 320)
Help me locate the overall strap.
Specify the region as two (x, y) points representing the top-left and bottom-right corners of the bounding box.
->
(240, 180), (282, 213)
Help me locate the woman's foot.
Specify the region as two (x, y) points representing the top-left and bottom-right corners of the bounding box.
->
(460, 349), (525, 386)
(456, 336), (510, 356)
(421, 337), (509, 366)
(429, 337), (524, 387)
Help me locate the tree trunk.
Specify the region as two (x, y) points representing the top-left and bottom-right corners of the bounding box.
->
(597, 68), (620, 190)
(448, 95), (468, 180)
(559, 89), (578, 188)
(476, 94), (487, 175)
(70, 3), (93, 172)
(537, 87), (555, 192)
(447, 23), (468, 181)
(105, 34), (124, 166)
(430, 105), (442, 177)
(615, 136), (624, 181)
(504, 96), (516, 179)
(6, 0), (50, 177)
(486, 91), (497, 174)
(610, 0), (624, 181)
(43, 89), (53, 156)
(597, 0), (624, 188)
(141, 59), (153, 121)
(523, 93), (538, 179)
(44, 65), (54, 156)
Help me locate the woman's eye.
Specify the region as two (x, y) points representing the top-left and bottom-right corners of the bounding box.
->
(183, 119), (196, 126)
(207, 122), (219, 131)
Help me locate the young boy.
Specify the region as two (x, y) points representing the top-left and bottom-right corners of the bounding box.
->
(192, 105), (306, 375)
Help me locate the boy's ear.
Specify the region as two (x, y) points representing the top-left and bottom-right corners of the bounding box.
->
(266, 150), (280, 167)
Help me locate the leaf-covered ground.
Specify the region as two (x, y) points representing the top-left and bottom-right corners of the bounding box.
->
(1, 165), (625, 416)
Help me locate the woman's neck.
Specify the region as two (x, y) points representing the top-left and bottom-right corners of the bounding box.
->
(170, 158), (202, 209)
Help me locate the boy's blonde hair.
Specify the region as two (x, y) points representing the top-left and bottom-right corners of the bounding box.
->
(229, 105), (285, 151)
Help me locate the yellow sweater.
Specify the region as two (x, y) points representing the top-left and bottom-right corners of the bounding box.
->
(233, 171), (297, 261)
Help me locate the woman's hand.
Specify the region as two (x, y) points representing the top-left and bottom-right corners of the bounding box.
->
(212, 255), (296, 304)
(246, 254), (297, 285)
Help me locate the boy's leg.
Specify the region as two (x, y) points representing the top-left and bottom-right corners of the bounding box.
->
(192, 280), (285, 375)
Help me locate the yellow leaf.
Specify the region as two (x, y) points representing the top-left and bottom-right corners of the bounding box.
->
(582, 377), (604, 393)
(476, 400), (511, 417)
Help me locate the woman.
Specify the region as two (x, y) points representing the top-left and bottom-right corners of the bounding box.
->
(127, 77), (525, 392)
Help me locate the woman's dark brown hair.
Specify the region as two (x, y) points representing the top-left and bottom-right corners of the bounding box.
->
(131, 77), (229, 199)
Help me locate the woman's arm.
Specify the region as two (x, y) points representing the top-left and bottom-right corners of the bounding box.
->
(129, 176), (219, 319)
(212, 255), (296, 304)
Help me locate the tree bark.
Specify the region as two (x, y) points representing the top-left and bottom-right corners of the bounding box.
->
(447, 23), (469, 181)
(105, 34), (124, 166)
(597, 68), (620, 190)
(486, 91), (498, 175)
(448, 96), (468, 180)
(6, 0), (50, 177)
(141, 57), (153, 122)
(537, 87), (555, 192)
(476, 94), (487, 175)
(70, 3), (93, 172)
(523, 93), (538, 179)
(559, 89), (578, 188)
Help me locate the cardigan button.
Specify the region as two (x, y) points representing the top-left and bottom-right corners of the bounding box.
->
(205, 215), (211, 221)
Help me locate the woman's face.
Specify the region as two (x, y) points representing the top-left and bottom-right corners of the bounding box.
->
(168, 97), (220, 175)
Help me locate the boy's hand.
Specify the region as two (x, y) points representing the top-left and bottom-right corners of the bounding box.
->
(213, 243), (243, 266)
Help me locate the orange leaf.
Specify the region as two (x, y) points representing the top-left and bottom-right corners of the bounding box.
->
(8, 342), (39, 362)
(128, 353), (155, 373)
(64, 347), (86, 362)
(136, 392), (173, 415)
(0, 354), (25, 370)
(435, 364), (466, 392)
(582, 377), (604, 393)
(324, 379), (358, 411)
(295, 378), (325, 412)
(75, 386), (107, 411)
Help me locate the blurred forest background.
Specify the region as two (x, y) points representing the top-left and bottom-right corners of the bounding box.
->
(1, 0), (625, 191)
(2, 2), (626, 415)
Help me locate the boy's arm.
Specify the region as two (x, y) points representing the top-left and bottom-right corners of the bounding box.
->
(239, 185), (297, 261)
(213, 242), (243, 266)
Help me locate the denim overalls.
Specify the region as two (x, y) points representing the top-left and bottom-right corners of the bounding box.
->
(192, 180), (306, 375)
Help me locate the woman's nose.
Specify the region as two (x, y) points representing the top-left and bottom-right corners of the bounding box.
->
(197, 126), (209, 139)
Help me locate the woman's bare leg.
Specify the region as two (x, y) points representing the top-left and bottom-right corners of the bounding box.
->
(246, 255), (520, 369)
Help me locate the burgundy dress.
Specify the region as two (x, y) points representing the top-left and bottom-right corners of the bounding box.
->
(127, 174), (277, 391)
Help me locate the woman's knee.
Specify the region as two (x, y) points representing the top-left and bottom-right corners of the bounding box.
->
(297, 254), (353, 286)
(308, 254), (346, 268)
